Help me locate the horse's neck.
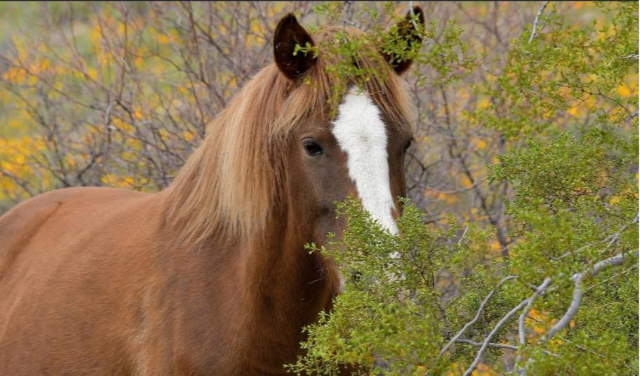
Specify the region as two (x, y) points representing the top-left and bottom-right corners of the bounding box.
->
(228, 207), (337, 367)
(240, 207), (337, 327)
(158, 196), (336, 350)
(156, 171), (337, 369)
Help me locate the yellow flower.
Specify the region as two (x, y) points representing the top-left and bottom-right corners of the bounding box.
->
(615, 84), (631, 97)
(567, 106), (579, 117)
(182, 131), (195, 142)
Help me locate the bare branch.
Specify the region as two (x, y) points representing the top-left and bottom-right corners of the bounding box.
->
(528, 1), (550, 43)
(0, 170), (35, 197)
(518, 277), (552, 345)
(515, 277), (552, 376)
(439, 275), (518, 357)
(542, 251), (637, 342)
(456, 338), (517, 351)
(463, 299), (529, 376)
(604, 215), (638, 249)
(555, 215), (638, 261)
(457, 338), (560, 363)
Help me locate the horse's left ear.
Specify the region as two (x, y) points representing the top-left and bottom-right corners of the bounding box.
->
(274, 14), (316, 80)
(382, 6), (425, 75)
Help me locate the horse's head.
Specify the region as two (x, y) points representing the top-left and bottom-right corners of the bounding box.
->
(273, 9), (423, 246)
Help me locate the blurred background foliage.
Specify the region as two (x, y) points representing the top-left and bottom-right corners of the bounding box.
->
(0, 1), (637, 375)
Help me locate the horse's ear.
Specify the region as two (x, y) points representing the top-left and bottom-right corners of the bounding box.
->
(274, 14), (316, 80)
(382, 6), (425, 75)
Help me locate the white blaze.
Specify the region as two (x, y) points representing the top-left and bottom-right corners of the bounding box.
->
(332, 87), (398, 235)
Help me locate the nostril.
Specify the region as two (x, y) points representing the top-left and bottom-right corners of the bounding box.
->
(318, 206), (332, 217)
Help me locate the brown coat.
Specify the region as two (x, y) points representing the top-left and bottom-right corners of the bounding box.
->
(0, 9), (422, 375)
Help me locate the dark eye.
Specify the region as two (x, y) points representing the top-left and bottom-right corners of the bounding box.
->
(303, 139), (324, 157)
(404, 137), (414, 152)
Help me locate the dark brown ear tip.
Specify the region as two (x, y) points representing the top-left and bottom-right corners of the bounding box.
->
(408, 6), (425, 23)
(273, 12), (316, 80)
(275, 14), (298, 33)
(280, 13), (298, 25)
(386, 6), (424, 75)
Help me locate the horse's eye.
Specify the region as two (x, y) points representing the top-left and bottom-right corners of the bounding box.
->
(404, 137), (414, 152)
(303, 139), (324, 157)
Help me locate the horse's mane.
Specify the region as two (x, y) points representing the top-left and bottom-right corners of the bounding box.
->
(164, 27), (416, 246)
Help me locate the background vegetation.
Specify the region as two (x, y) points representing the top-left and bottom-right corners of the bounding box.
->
(0, 2), (637, 375)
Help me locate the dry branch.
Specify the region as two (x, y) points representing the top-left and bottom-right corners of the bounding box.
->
(528, 1), (550, 43)
(542, 251), (637, 342)
(439, 275), (518, 357)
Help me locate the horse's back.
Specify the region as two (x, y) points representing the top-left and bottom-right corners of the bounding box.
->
(0, 187), (153, 281)
(0, 187), (164, 375)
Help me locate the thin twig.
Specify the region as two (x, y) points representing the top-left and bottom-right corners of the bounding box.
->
(439, 275), (518, 357)
(463, 299), (529, 376)
(456, 338), (561, 362)
(457, 226), (469, 246)
(555, 215), (638, 261)
(514, 277), (552, 376)
(528, 1), (550, 43)
(341, 1), (355, 28)
(518, 277), (552, 345)
(604, 215), (638, 249)
(456, 338), (517, 351)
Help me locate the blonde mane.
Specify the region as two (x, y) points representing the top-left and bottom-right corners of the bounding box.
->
(164, 27), (416, 246)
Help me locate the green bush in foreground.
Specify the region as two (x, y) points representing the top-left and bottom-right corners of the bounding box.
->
(289, 2), (637, 375)
(289, 176), (636, 375)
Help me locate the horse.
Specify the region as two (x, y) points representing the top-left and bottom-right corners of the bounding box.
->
(0, 8), (423, 375)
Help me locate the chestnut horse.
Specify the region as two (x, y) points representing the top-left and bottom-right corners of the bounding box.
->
(0, 9), (423, 375)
